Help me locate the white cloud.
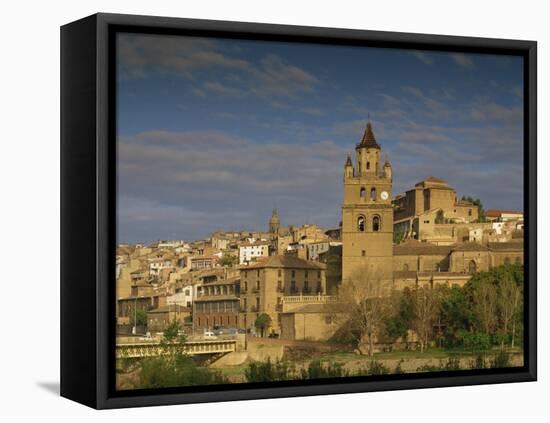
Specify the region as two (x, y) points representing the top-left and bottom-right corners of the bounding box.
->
(449, 53), (474, 68)
(410, 51), (434, 65)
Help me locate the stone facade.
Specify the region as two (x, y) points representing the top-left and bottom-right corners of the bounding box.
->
(239, 256), (326, 335)
(342, 122), (394, 282)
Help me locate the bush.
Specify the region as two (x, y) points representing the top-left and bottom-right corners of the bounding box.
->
(245, 358), (295, 382)
(393, 359), (405, 374)
(490, 351), (511, 368)
(459, 331), (491, 353)
(301, 360), (348, 379)
(469, 354), (486, 370)
(138, 355), (226, 388)
(416, 357), (461, 373)
(357, 360), (390, 376)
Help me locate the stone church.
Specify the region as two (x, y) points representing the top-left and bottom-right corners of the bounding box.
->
(341, 122), (523, 290)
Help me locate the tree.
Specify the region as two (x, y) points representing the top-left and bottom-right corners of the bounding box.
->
(219, 254), (238, 267)
(435, 209), (445, 224)
(412, 285), (441, 353)
(438, 285), (472, 347)
(461, 195), (485, 222)
(384, 287), (415, 342)
(137, 320), (227, 389)
(496, 272), (522, 350)
(334, 267), (388, 356)
(130, 309), (148, 328)
(255, 313), (272, 337)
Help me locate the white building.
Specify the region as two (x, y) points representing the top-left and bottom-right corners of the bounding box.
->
(238, 241), (270, 264)
(468, 227), (483, 243)
(306, 240), (330, 261)
(167, 284), (198, 309)
(149, 258), (173, 276)
(158, 240), (185, 248)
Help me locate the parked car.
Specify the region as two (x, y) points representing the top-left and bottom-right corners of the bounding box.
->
(203, 330), (218, 339)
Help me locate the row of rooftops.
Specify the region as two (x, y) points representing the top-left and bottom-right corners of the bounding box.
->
(393, 239), (524, 256)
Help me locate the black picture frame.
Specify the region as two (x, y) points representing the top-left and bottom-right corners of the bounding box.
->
(60, 12), (537, 409)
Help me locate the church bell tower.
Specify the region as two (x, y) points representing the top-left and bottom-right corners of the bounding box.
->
(341, 121), (393, 283)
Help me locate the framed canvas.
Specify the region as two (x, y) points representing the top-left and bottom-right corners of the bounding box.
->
(60, 13), (537, 409)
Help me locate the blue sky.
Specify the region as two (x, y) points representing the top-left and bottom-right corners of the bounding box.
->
(116, 33), (524, 243)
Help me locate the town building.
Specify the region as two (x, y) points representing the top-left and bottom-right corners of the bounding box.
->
(194, 277), (240, 331)
(238, 240), (270, 264)
(239, 255), (326, 336)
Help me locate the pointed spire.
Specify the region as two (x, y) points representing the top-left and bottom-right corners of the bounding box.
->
(272, 208), (279, 218)
(345, 154), (353, 167)
(356, 120), (380, 150)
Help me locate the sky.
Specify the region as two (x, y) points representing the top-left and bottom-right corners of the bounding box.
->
(116, 32), (524, 244)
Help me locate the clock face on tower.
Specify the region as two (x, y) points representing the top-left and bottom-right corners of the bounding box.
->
(381, 191), (389, 200)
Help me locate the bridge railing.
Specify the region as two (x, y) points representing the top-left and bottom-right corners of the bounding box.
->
(116, 339), (237, 359)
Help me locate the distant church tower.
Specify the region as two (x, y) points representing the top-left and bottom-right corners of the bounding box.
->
(342, 121), (393, 283)
(269, 208), (280, 234)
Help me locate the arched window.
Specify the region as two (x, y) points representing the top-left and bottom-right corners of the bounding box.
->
(360, 187), (366, 198)
(468, 260), (477, 274)
(370, 187), (377, 201)
(357, 216), (365, 232)
(372, 216), (380, 232)
(366, 161), (370, 170)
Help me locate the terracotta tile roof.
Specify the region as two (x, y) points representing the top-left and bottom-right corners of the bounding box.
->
(487, 241), (524, 251)
(356, 121), (380, 150)
(393, 240), (452, 256)
(451, 242), (489, 252)
(243, 255), (326, 270)
(485, 209), (523, 217)
(194, 295), (240, 303)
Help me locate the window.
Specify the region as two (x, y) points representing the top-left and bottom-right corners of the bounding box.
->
(372, 216), (380, 232)
(468, 209), (472, 216)
(318, 270), (321, 278)
(291, 270), (295, 278)
(257, 269), (260, 277)
(304, 281), (309, 292)
(370, 187), (377, 201)
(504, 257), (511, 265)
(305, 270), (308, 279)
(360, 187), (366, 198)
(278, 269), (282, 277)
(403, 263), (409, 271)
(366, 161), (370, 170)
(357, 216), (365, 232)
(468, 260), (477, 274)
(361, 250), (366, 257)
(291, 280), (296, 292)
